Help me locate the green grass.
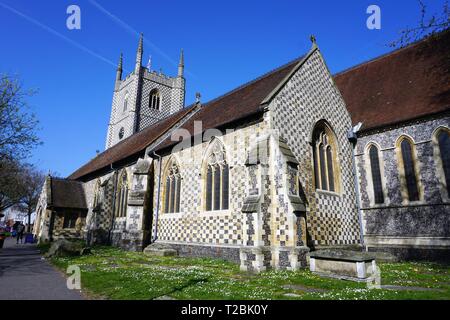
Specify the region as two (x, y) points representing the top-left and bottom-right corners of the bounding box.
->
(49, 246), (450, 300)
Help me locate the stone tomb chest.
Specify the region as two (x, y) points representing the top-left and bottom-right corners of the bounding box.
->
(308, 250), (377, 282)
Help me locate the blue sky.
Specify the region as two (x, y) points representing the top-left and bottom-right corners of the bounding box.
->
(0, 0), (444, 177)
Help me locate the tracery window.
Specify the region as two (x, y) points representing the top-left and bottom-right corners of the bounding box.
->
(115, 171), (129, 217)
(368, 145), (385, 204)
(123, 93), (129, 112)
(398, 137), (420, 202)
(312, 122), (339, 192)
(204, 140), (229, 211)
(149, 89), (161, 110)
(163, 160), (182, 213)
(435, 128), (450, 198)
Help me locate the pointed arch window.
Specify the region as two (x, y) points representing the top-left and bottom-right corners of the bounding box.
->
(435, 128), (450, 198)
(398, 138), (420, 202)
(149, 89), (161, 110)
(163, 161), (181, 213)
(204, 140), (229, 211)
(123, 93), (129, 113)
(312, 122), (339, 192)
(115, 171), (129, 218)
(93, 179), (101, 211)
(368, 145), (385, 204)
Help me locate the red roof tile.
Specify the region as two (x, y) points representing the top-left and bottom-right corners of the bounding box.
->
(68, 105), (196, 180)
(68, 57), (302, 180)
(334, 30), (450, 132)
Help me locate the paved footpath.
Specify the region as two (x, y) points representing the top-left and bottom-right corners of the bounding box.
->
(0, 237), (84, 300)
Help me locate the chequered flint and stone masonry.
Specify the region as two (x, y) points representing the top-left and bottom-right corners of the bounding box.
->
(33, 32), (450, 270)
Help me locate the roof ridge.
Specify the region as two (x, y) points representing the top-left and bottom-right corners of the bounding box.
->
(334, 30), (449, 77)
(201, 55), (304, 107)
(51, 176), (79, 182)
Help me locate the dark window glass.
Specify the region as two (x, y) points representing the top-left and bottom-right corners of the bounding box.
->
(438, 130), (450, 197)
(175, 176), (181, 213)
(369, 145), (384, 204)
(222, 165), (229, 210)
(123, 98), (128, 112)
(401, 139), (420, 201)
(122, 188), (128, 217)
(213, 165), (221, 210)
(170, 177), (176, 213)
(319, 144), (327, 190)
(164, 177), (170, 213)
(313, 145), (320, 189)
(63, 212), (77, 229)
(149, 90), (160, 110)
(326, 146), (335, 192)
(206, 166), (212, 211)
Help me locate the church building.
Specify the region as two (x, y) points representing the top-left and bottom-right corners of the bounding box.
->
(33, 30), (450, 270)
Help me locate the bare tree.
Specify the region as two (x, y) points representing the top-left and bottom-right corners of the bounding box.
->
(0, 74), (41, 218)
(389, 0), (450, 48)
(0, 74), (40, 161)
(0, 158), (25, 213)
(17, 164), (45, 232)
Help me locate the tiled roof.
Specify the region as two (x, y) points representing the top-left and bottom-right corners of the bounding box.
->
(68, 31), (450, 181)
(334, 30), (450, 132)
(68, 105), (196, 180)
(69, 56), (302, 180)
(49, 177), (87, 209)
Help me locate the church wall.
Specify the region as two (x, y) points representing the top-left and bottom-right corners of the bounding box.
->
(270, 49), (361, 247)
(153, 118), (269, 254)
(355, 116), (450, 260)
(33, 179), (50, 242)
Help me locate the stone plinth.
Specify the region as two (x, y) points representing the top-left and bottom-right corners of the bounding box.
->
(308, 250), (377, 282)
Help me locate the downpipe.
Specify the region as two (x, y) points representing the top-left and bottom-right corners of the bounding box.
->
(348, 124), (366, 250)
(151, 151), (163, 243)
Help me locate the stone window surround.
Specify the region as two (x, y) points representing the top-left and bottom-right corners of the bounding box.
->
(122, 91), (129, 114)
(395, 135), (425, 205)
(201, 138), (231, 213)
(115, 169), (130, 218)
(310, 120), (342, 194)
(149, 88), (162, 111)
(363, 142), (390, 207)
(162, 157), (182, 214)
(432, 126), (450, 203)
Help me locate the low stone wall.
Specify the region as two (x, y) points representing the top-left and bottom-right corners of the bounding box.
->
(368, 246), (450, 263)
(158, 241), (241, 263)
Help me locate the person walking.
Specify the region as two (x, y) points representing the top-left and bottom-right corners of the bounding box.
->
(0, 227), (6, 249)
(16, 223), (25, 244)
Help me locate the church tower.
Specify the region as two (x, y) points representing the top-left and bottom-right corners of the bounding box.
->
(105, 34), (186, 149)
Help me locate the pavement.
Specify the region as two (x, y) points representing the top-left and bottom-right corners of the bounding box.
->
(0, 237), (85, 300)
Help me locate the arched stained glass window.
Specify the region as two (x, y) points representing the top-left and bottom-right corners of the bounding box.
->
(436, 129), (450, 198)
(312, 122), (339, 192)
(204, 139), (229, 211)
(163, 161), (181, 213)
(369, 145), (384, 204)
(399, 138), (420, 202)
(115, 171), (129, 218)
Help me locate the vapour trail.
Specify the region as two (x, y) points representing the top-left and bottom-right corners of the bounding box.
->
(88, 0), (196, 78)
(0, 2), (117, 68)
